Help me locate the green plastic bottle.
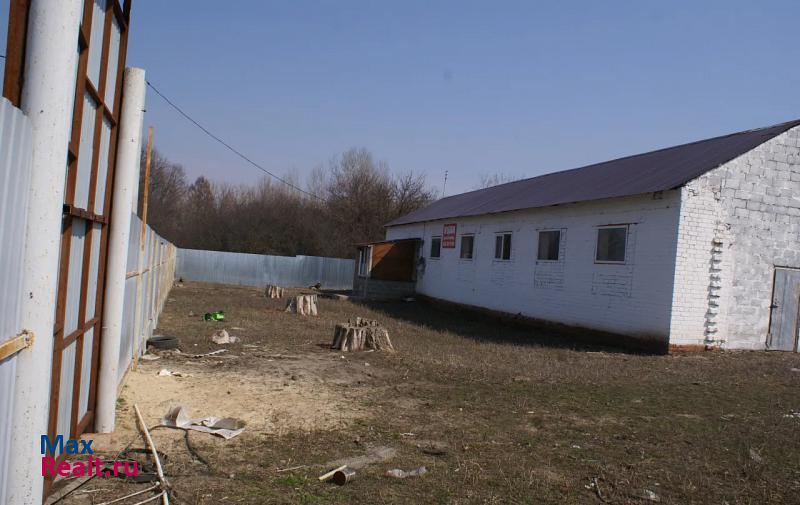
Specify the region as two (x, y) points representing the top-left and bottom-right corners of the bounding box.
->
(203, 310), (225, 321)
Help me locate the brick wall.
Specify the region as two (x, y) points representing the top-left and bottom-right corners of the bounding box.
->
(670, 126), (800, 348)
(386, 192), (681, 341)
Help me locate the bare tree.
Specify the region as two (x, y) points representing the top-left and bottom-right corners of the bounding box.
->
(140, 146), (435, 258)
(138, 148), (188, 242)
(393, 170), (436, 216)
(324, 148), (395, 251)
(475, 172), (522, 189)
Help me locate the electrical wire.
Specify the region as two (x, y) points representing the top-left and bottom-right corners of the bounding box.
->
(145, 80), (324, 201)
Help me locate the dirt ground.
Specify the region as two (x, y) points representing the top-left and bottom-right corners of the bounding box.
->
(58, 281), (800, 505)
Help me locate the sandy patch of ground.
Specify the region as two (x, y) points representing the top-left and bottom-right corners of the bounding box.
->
(119, 351), (362, 437)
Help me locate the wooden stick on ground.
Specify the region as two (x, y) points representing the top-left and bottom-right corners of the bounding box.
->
(318, 465), (347, 482)
(134, 404), (170, 505)
(130, 493), (166, 505)
(96, 484), (159, 505)
(277, 464), (307, 473)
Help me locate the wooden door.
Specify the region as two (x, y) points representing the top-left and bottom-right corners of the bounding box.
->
(769, 268), (800, 351)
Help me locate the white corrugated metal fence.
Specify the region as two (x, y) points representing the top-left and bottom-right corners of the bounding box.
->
(0, 98), (33, 505)
(119, 214), (176, 383)
(176, 248), (354, 290)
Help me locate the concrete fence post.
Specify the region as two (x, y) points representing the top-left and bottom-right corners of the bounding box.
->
(96, 67), (146, 432)
(8, 1), (83, 502)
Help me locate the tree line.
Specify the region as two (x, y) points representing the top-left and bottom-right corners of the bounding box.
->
(137, 147), (436, 259)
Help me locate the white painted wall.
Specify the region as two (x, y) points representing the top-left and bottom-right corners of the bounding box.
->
(386, 192), (682, 341)
(671, 126), (800, 349)
(669, 171), (727, 347)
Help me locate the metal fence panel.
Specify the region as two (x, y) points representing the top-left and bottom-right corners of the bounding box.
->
(0, 356), (18, 504)
(118, 214), (176, 383)
(118, 275), (138, 381)
(0, 98), (33, 504)
(126, 214), (139, 273)
(176, 248), (355, 290)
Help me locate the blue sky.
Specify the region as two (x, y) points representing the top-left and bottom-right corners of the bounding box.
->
(2, 1), (800, 195)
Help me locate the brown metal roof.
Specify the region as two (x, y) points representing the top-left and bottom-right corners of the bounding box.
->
(355, 238), (421, 247)
(387, 119), (800, 227)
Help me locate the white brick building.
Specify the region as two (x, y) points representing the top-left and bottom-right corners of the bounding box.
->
(363, 120), (800, 351)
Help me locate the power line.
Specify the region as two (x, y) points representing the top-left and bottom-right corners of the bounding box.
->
(145, 80), (324, 201)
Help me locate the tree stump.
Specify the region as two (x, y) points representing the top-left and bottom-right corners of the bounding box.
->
(331, 319), (394, 352)
(265, 285), (284, 299)
(285, 294), (318, 316)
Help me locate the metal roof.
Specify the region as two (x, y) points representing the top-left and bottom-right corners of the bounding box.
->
(387, 119), (800, 227)
(355, 238), (421, 247)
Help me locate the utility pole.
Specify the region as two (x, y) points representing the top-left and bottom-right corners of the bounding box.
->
(141, 126), (153, 225)
(442, 170), (448, 198)
(131, 126), (153, 370)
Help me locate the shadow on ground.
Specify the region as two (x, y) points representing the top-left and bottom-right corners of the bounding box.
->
(353, 297), (661, 354)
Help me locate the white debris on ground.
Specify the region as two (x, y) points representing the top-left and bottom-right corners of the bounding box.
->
(212, 329), (239, 344)
(385, 466), (427, 479)
(157, 369), (191, 377)
(159, 405), (245, 439)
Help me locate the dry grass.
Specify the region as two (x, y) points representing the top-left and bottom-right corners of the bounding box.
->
(61, 282), (800, 505)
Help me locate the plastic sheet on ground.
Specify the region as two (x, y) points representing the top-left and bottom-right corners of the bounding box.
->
(159, 405), (245, 439)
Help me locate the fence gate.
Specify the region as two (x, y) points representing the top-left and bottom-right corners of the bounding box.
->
(4, 0), (132, 494)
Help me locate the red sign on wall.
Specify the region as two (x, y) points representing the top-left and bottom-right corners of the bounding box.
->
(442, 223), (457, 248)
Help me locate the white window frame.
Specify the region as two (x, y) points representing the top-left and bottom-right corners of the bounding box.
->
(494, 232), (512, 261)
(594, 225), (629, 264)
(459, 234), (475, 260)
(429, 236), (442, 259)
(536, 229), (562, 263)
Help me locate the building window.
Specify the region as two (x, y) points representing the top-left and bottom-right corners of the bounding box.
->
(537, 230), (561, 261)
(494, 232), (512, 260)
(358, 247), (371, 277)
(430, 237), (441, 258)
(595, 226), (628, 263)
(460, 235), (474, 259)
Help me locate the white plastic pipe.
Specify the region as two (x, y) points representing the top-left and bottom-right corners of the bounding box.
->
(96, 67), (146, 432)
(7, 1), (83, 503)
